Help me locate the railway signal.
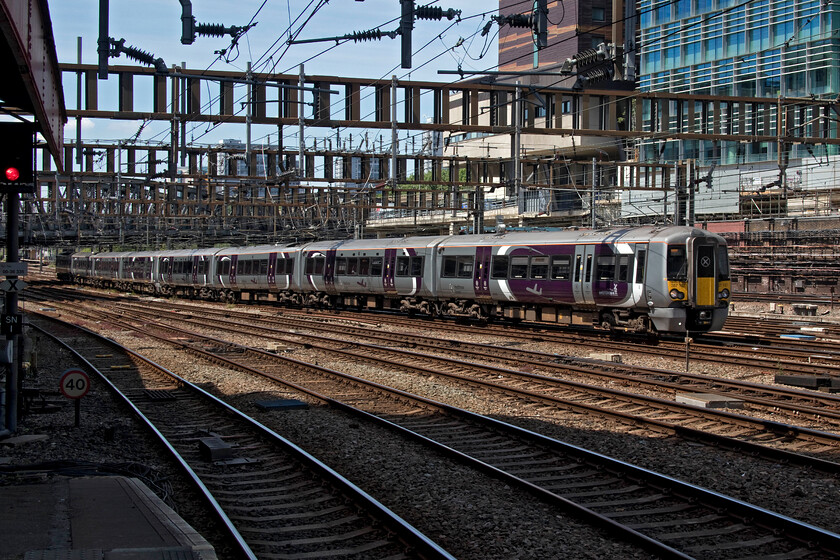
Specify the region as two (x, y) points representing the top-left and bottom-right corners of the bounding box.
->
(0, 122), (34, 191)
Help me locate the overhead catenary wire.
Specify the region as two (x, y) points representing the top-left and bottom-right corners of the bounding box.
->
(100, 0), (834, 196)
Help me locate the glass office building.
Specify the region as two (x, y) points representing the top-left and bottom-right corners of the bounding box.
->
(637, 0), (840, 164)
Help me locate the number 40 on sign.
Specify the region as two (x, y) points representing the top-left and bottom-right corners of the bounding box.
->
(60, 368), (90, 399)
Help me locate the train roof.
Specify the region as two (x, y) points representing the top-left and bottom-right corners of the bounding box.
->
(215, 243), (301, 256)
(329, 236), (452, 252)
(438, 226), (724, 247)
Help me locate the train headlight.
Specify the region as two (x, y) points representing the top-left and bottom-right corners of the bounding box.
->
(669, 289), (684, 300)
(719, 288), (730, 299)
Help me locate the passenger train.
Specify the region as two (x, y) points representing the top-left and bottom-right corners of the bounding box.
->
(55, 225), (731, 334)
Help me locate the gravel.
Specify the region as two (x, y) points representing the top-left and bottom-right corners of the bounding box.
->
(5, 295), (840, 558)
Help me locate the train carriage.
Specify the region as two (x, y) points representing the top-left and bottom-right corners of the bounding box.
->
(153, 249), (200, 296)
(89, 251), (131, 288)
(427, 226), (728, 332)
(214, 244), (301, 303)
(328, 236), (443, 311)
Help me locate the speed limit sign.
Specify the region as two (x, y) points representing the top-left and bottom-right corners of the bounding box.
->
(60, 368), (90, 399)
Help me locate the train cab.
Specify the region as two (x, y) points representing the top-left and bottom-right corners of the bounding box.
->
(645, 227), (729, 333)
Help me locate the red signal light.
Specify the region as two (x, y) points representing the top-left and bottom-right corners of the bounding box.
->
(5, 167), (19, 181)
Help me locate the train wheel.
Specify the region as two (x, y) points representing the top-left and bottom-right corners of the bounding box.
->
(600, 311), (616, 331)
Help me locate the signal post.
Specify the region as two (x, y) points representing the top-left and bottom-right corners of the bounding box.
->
(0, 121), (34, 434)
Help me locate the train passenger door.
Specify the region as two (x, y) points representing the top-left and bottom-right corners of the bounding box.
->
(324, 249), (337, 294)
(572, 244), (596, 305)
(192, 256), (200, 286)
(473, 246), (491, 300)
(161, 257), (172, 284)
(383, 248), (397, 295)
(229, 255), (238, 288)
(268, 252), (277, 289)
(633, 243), (648, 306)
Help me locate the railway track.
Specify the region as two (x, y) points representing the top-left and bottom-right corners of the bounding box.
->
(27, 297), (840, 559)
(720, 316), (840, 341)
(33, 284), (840, 376)
(30, 315), (454, 560)
(60, 294), (840, 433)
(732, 291), (839, 306)
(32, 291), (840, 465)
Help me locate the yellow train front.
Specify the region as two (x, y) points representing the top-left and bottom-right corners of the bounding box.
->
(644, 226), (730, 333)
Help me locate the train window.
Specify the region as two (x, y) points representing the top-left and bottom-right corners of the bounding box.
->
(397, 256), (410, 276)
(596, 256), (615, 281)
(574, 256), (582, 282)
(185, 260), (193, 274)
(635, 249), (647, 283)
(585, 255), (593, 281)
(218, 259), (230, 276)
(286, 258), (295, 274)
(510, 256), (529, 279)
(258, 259), (269, 275)
(716, 246), (729, 280)
(442, 256), (457, 278)
(530, 256), (549, 279)
(305, 257), (325, 275)
(335, 258), (347, 275)
(667, 245), (688, 280)
(551, 255), (571, 280)
(617, 255), (632, 282)
(360, 257), (370, 276)
(491, 256), (508, 279)
(370, 257), (383, 276)
(410, 257), (424, 276)
(346, 258), (358, 275)
(457, 256), (474, 278)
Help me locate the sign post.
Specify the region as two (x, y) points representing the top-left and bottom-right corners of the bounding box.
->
(59, 368), (90, 427)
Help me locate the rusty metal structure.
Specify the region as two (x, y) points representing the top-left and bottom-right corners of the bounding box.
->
(0, 0), (65, 167)
(23, 62), (840, 249)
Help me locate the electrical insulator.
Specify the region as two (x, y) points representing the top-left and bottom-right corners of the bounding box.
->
(110, 39), (168, 74)
(580, 67), (611, 85)
(575, 48), (602, 67)
(196, 23), (228, 38)
(350, 29), (386, 42)
(415, 5), (460, 20)
(506, 14), (533, 28)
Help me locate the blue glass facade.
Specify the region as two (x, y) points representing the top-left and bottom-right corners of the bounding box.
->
(638, 0), (840, 163)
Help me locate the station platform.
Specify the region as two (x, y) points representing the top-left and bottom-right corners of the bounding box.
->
(0, 475), (218, 560)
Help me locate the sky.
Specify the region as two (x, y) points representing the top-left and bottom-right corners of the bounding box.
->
(48, 0), (503, 149)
